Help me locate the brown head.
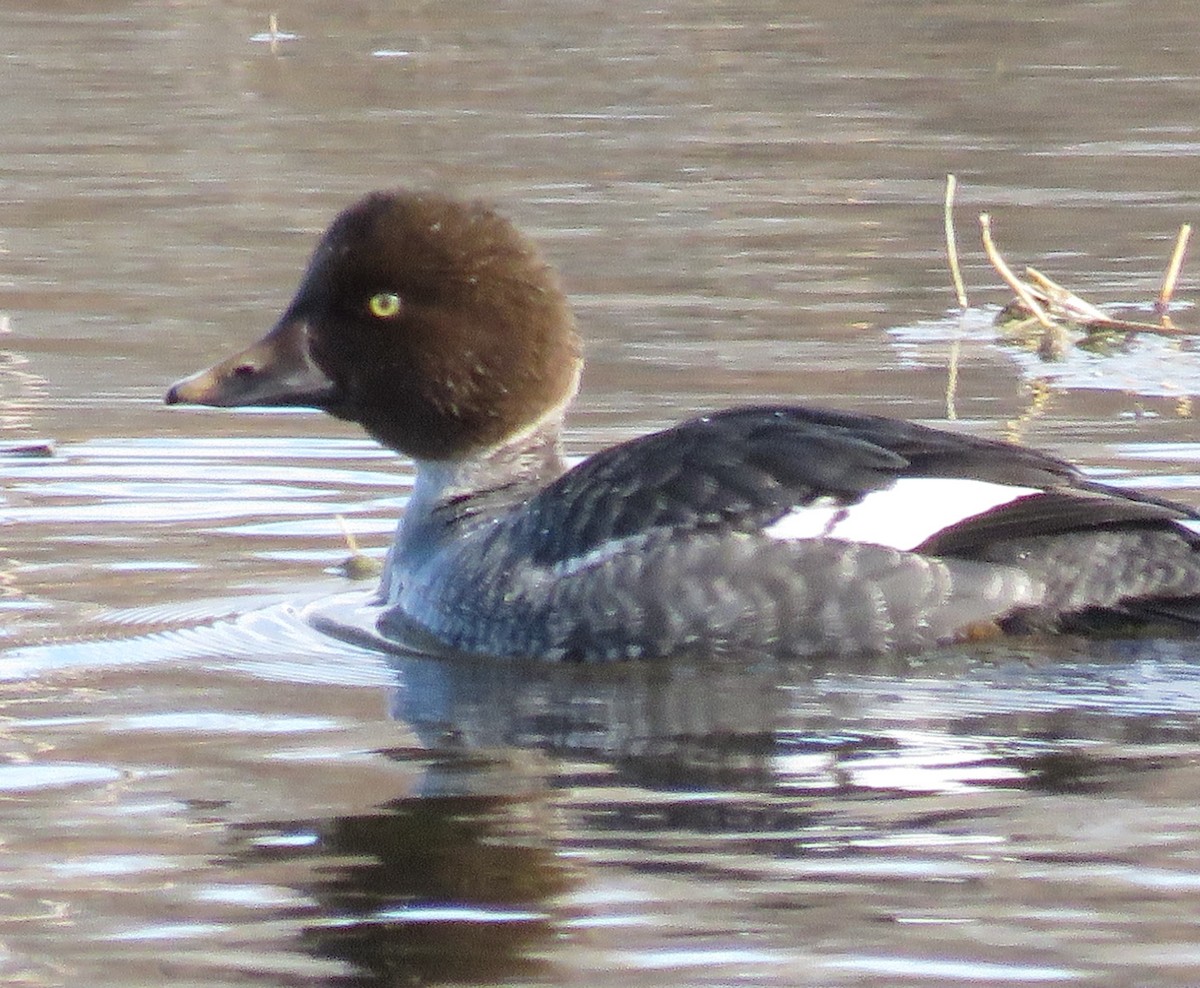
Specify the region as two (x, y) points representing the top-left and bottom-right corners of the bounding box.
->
(166, 191), (582, 460)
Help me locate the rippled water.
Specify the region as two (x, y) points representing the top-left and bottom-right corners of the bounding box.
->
(6, 0), (1200, 985)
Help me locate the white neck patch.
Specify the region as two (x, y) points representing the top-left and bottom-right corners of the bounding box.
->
(763, 477), (1043, 552)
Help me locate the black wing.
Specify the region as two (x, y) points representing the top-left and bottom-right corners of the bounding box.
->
(519, 404), (1197, 566)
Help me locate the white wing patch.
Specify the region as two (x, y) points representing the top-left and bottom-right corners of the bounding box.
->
(763, 477), (1044, 552)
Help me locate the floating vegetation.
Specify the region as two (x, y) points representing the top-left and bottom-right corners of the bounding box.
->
(943, 175), (1192, 361)
(332, 515), (383, 581)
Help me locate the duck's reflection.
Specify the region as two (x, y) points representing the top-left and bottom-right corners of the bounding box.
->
(234, 788), (569, 986)
(235, 647), (804, 987)
(261, 603), (1200, 986)
(391, 648), (790, 766)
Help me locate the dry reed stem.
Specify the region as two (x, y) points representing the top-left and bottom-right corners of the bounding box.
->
(979, 214), (1055, 329)
(1157, 223), (1192, 313)
(944, 175), (968, 309)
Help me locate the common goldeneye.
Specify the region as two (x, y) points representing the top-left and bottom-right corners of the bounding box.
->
(166, 191), (1200, 661)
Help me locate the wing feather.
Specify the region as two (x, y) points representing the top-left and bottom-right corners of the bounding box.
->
(519, 405), (1198, 566)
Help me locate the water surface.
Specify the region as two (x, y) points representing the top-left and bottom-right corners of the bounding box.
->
(5, 1), (1200, 984)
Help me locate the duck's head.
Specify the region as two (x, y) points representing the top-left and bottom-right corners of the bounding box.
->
(166, 191), (582, 460)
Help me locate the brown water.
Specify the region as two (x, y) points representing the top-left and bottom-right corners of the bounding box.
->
(5, 0), (1200, 984)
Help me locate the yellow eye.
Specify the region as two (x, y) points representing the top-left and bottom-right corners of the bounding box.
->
(368, 292), (402, 319)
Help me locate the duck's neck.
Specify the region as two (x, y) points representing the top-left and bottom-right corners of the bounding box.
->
(389, 409), (570, 578)
(412, 413), (569, 514)
(406, 357), (580, 523)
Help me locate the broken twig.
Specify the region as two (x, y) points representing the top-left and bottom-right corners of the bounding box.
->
(1023, 267), (1111, 324)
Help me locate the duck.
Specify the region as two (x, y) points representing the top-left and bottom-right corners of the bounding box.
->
(166, 190), (1200, 661)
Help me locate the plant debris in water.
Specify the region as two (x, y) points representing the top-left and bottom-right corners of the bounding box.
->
(943, 175), (1192, 361)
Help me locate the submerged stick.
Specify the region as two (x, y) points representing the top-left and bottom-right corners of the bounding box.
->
(1156, 223), (1192, 314)
(979, 214), (1055, 329)
(1079, 317), (1187, 337)
(944, 175), (968, 309)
